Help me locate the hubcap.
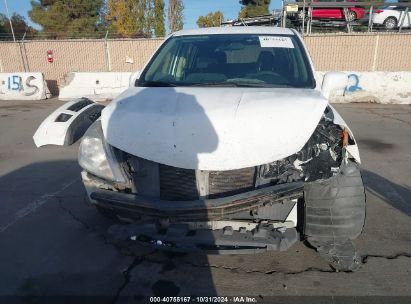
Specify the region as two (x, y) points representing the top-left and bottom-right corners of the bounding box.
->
(347, 11), (355, 21)
(386, 19), (396, 29)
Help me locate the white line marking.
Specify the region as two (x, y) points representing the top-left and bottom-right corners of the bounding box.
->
(0, 178), (79, 233)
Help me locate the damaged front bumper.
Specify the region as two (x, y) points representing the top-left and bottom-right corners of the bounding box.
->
(89, 181), (303, 221)
(86, 177), (303, 253)
(108, 222), (299, 254)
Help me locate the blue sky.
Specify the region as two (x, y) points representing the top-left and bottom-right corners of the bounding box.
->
(0, 0), (282, 31)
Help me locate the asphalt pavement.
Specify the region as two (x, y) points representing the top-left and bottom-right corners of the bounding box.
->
(0, 98), (410, 302)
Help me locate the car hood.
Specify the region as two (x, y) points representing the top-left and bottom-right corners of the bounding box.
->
(101, 87), (328, 171)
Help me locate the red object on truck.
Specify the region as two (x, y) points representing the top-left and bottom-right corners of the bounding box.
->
(311, 0), (365, 20)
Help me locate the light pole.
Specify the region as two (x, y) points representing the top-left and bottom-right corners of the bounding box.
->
(3, 0), (16, 42)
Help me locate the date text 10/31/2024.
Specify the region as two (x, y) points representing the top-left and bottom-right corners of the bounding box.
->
(149, 296), (258, 303)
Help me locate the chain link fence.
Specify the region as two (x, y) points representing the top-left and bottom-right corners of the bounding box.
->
(0, 38), (162, 95)
(0, 34), (410, 95)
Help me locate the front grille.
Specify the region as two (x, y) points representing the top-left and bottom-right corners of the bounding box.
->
(126, 154), (257, 201)
(159, 164), (199, 201)
(208, 167), (256, 199)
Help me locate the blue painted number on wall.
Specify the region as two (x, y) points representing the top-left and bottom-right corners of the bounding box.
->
(346, 74), (362, 92)
(7, 75), (21, 90)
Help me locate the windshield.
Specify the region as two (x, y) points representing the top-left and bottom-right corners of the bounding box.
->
(138, 34), (315, 88)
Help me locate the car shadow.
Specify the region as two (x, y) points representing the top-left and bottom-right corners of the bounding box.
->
(0, 160), (219, 299)
(101, 87), (221, 298)
(362, 169), (411, 217)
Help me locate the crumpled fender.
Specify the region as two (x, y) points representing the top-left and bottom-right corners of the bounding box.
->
(328, 105), (361, 163)
(33, 98), (105, 147)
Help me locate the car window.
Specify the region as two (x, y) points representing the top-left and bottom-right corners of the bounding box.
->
(139, 34), (315, 89)
(394, 7), (406, 11)
(384, 6), (401, 10)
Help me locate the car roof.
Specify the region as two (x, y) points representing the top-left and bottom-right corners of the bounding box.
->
(172, 26), (295, 37)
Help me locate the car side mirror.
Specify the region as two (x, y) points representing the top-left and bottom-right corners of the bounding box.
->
(321, 72), (348, 100)
(129, 71), (141, 87)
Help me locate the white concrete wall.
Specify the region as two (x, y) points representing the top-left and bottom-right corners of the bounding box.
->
(58, 71), (411, 104)
(59, 72), (133, 102)
(0, 73), (51, 100)
(317, 72), (411, 104)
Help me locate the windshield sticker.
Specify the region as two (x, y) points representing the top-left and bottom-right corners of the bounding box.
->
(259, 36), (294, 48)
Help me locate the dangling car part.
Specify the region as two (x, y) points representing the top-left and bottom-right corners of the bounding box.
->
(33, 97), (104, 147)
(34, 27), (366, 271)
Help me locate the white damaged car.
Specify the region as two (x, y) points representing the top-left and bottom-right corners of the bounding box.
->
(34, 27), (365, 271)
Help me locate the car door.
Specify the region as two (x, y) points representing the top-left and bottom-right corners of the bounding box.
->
(395, 7), (411, 27)
(312, 0), (343, 19)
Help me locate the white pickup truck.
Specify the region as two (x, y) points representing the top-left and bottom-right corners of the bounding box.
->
(34, 27), (365, 271)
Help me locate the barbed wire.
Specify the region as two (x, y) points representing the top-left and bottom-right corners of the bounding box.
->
(0, 31), (166, 41)
(0, 27), (169, 40)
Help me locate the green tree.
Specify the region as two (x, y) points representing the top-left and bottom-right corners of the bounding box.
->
(0, 13), (9, 37)
(239, 0), (271, 18)
(154, 0), (165, 37)
(29, 0), (104, 38)
(106, 0), (147, 38)
(168, 0), (184, 33)
(0, 13), (38, 40)
(197, 11), (224, 28)
(106, 0), (165, 38)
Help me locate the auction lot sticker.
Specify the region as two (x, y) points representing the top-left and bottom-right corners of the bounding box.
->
(259, 36), (294, 48)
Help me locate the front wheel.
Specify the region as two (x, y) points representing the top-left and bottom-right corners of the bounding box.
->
(384, 17), (397, 30)
(303, 160), (366, 271)
(346, 10), (357, 22)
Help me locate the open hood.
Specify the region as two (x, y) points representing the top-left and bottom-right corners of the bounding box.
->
(101, 87), (328, 171)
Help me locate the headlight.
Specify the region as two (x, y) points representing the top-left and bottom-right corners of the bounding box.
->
(78, 120), (127, 183)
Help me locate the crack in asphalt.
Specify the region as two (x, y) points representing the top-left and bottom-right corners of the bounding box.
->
(126, 254), (338, 276)
(123, 250), (411, 277)
(112, 257), (141, 303)
(198, 263), (337, 275)
(365, 108), (411, 127)
(55, 195), (157, 301)
(57, 196), (93, 230)
(54, 195), (169, 301)
(112, 250), (157, 304)
(56, 195), (112, 246)
(53, 195), (411, 293)
(0, 178), (79, 233)
(361, 253), (411, 264)
(200, 253), (411, 275)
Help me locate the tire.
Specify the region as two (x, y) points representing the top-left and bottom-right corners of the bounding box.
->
(384, 17), (397, 30)
(303, 160), (366, 242)
(346, 10), (357, 22)
(303, 160), (366, 271)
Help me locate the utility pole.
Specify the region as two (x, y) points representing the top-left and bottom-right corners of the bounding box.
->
(302, 0), (306, 34)
(4, 0), (16, 42)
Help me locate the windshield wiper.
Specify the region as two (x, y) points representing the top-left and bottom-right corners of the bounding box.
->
(238, 83), (293, 88)
(188, 82), (292, 88)
(141, 81), (177, 87)
(188, 82), (240, 87)
(226, 79), (293, 88)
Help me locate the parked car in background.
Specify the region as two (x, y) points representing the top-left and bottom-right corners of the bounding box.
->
(311, 0), (365, 21)
(372, 6), (411, 29)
